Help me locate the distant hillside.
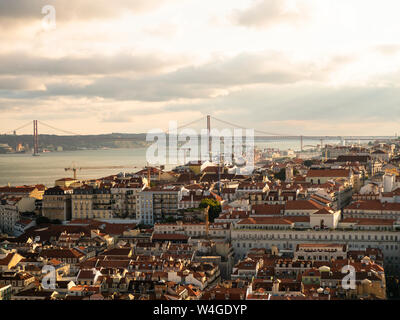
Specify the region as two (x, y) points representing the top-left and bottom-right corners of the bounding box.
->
(0, 133), (150, 152)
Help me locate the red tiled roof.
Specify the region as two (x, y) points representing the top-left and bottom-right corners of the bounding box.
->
(313, 208), (335, 215)
(306, 169), (350, 178)
(345, 200), (400, 211)
(152, 234), (189, 241)
(237, 217), (293, 225)
(285, 200), (325, 211)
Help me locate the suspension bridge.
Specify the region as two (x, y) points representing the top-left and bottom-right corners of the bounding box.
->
(0, 116), (397, 156)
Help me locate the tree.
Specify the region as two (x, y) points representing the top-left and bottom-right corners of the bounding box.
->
(386, 276), (400, 299)
(304, 160), (314, 167)
(150, 181), (157, 188)
(165, 216), (177, 223)
(199, 198), (221, 223)
(36, 216), (50, 225)
(274, 168), (286, 181)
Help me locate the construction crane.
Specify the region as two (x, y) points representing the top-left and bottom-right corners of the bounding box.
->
(64, 162), (80, 180)
(64, 162), (141, 180)
(142, 164), (166, 186)
(64, 163), (166, 184)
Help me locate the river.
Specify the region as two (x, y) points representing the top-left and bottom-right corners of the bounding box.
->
(0, 139), (329, 186)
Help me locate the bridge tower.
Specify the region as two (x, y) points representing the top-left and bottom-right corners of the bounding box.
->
(207, 115), (212, 161)
(33, 120), (39, 156)
(300, 135), (303, 152)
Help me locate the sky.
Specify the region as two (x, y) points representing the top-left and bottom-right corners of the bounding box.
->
(0, 0), (400, 136)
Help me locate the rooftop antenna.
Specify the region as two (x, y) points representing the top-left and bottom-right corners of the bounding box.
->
(147, 164), (151, 187)
(205, 205), (210, 239)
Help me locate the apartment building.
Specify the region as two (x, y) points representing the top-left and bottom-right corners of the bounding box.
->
(306, 169), (353, 186)
(294, 244), (347, 261)
(0, 284), (11, 300)
(137, 186), (184, 224)
(0, 185), (45, 200)
(136, 190), (154, 225)
(72, 187), (114, 220)
(42, 186), (73, 221)
(371, 150), (390, 162)
(154, 221), (206, 237)
(0, 198), (20, 235)
(0, 272), (36, 294)
(230, 218), (400, 268)
(324, 146), (355, 159)
(343, 200), (400, 220)
(40, 248), (86, 274)
(55, 178), (79, 188)
(235, 245), (386, 300)
(14, 219), (36, 237)
(179, 188), (220, 210)
(110, 182), (144, 219)
(236, 182), (269, 198)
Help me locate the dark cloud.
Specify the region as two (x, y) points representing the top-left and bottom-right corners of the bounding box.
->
(0, 0), (169, 21)
(0, 51), (343, 101)
(0, 77), (41, 90)
(164, 85), (400, 125)
(5, 83), (400, 135)
(2, 84), (399, 135)
(0, 52), (180, 76)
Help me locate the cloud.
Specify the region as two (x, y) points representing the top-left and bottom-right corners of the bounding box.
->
(374, 44), (400, 55)
(0, 77), (44, 90)
(0, 0), (169, 22)
(100, 113), (134, 123)
(0, 52), (183, 76)
(1, 51), (347, 102)
(231, 0), (310, 29)
(1, 83), (399, 135)
(164, 84), (400, 132)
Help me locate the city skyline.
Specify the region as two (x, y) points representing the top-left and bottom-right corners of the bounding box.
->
(1, 0), (400, 136)
(3, 0), (400, 307)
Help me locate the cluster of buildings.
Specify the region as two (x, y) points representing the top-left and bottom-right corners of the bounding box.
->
(0, 140), (400, 300)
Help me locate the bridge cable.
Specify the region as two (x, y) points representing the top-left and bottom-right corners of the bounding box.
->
(211, 116), (295, 137)
(38, 121), (82, 136)
(1, 121), (32, 135)
(164, 116), (206, 134)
